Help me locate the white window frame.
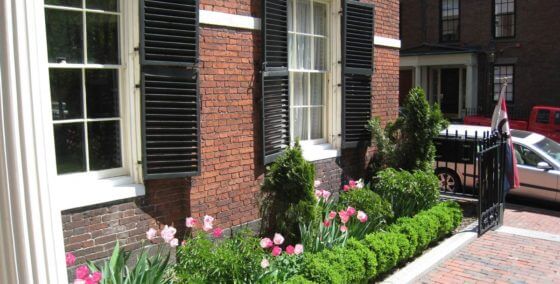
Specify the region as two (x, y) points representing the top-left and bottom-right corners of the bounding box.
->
(288, 0), (341, 161)
(43, 0), (144, 210)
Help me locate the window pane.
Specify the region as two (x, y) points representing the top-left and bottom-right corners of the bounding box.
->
(45, 9), (83, 63)
(296, 35), (312, 69)
(54, 123), (86, 174)
(314, 37), (326, 70)
(555, 112), (560, 125)
(293, 108), (308, 140)
(288, 0), (294, 32)
(86, 0), (119, 11)
(536, 110), (550, 124)
(310, 73), (323, 105)
(313, 2), (327, 36)
(86, 69), (119, 118)
(289, 34), (297, 68)
(310, 107), (323, 139)
(87, 13), (119, 64)
(50, 69), (83, 120)
(45, 0), (81, 8)
(292, 73), (309, 106)
(295, 0), (311, 33)
(88, 121), (122, 170)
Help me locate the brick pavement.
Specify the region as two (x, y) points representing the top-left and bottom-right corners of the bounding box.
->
(417, 204), (560, 284)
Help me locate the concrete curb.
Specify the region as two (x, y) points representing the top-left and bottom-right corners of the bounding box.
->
(382, 221), (479, 284)
(496, 226), (560, 243)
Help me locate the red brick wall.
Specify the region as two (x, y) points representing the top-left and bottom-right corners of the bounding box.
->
(62, 0), (400, 268)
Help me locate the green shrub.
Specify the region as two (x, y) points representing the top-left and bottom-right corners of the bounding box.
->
(301, 253), (344, 284)
(175, 231), (265, 283)
(368, 87), (448, 174)
(363, 232), (400, 275)
(284, 275), (316, 284)
(346, 238), (378, 280)
(260, 142), (316, 242)
(339, 187), (393, 230)
(374, 168), (440, 218)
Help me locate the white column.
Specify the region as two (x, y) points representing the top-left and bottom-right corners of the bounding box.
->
(414, 66), (422, 87)
(0, 0), (68, 283)
(465, 64), (478, 113)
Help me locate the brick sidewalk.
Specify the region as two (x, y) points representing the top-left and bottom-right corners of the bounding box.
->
(417, 204), (560, 284)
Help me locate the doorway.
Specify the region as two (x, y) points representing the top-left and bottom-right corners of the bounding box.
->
(399, 69), (413, 106)
(440, 68), (460, 116)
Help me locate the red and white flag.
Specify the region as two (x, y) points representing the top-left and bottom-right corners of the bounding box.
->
(491, 78), (520, 191)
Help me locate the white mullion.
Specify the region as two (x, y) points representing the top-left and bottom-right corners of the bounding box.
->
(44, 5), (120, 16)
(81, 68), (90, 172)
(48, 63), (121, 69)
(83, 0), (88, 64)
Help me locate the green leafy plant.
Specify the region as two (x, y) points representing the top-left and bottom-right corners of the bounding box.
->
(86, 242), (171, 284)
(258, 254), (305, 283)
(260, 142), (316, 243)
(339, 186), (393, 230)
(374, 168), (440, 218)
(368, 87), (448, 174)
(175, 230), (266, 284)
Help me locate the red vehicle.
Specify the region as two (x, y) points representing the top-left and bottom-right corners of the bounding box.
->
(464, 106), (560, 143)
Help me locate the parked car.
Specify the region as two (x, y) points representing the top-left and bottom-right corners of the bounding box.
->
(463, 106), (560, 143)
(434, 125), (559, 203)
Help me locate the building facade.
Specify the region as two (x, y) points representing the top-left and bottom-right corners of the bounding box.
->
(400, 0), (560, 120)
(0, 0), (399, 282)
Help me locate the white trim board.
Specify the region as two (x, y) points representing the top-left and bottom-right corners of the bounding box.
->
(199, 10), (261, 30)
(198, 10), (401, 49)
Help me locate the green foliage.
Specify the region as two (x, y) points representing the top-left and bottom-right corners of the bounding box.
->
(88, 242), (171, 284)
(175, 231), (265, 284)
(259, 254), (305, 283)
(339, 187), (393, 231)
(284, 275), (316, 284)
(374, 168), (440, 218)
(260, 143), (316, 242)
(295, 201), (463, 282)
(368, 87), (448, 174)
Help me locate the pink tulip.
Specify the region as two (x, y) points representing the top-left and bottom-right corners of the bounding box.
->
(260, 237), (273, 249)
(340, 225), (348, 233)
(321, 190), (331, 199)
(271, 246), (282, 257)
(294, 244), (304, 255)
(261, 258), (270, 268)
(146, 228), (157, 241)
(203, 215), (214, 232)
(75, 265), (90, 280)
(323, 219), (331, 228)
(73, 280), (86, 284)
(343, 185), (350, 192)
(160, 225), (176, 243)
(286, 245), (295, 255)
(314, 189), (323, 198)
(212, 227), (223, 238)
(66, 252), (76, 266)
(357, 211), (368, 223)
(273, 233), (284, 245)
(349, 180), (356, 188)
(339, 210), (350, 224)
(346, 206), (356, 216)
(314, 180), (322, 187)
(185, 217), (198, 228)
(91, 271), (102, 282)
(328, 211), (337, 220)
(169, 238), (179, 248)
(181, 240), (187, 246)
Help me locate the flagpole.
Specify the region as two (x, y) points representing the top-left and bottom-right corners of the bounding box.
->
(497, 77), (508, 227)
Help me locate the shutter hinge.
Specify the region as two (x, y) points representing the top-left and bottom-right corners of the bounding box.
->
(137, 160), (143, 165)
(339, 9), (343, 15)
(135, 84), (141, 89)
(134, 47), (139, 52)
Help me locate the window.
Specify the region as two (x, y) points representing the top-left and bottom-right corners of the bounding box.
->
(288, 0), (329, 143)
(536, 110), (550, 124)
(493, 65), (514, 102)
(494, 0), (515, 38)
(45, 0), (124, 176)
(440, 0), (460, 42)
(555, 112), (560, 125)
(514, 144), (545, 168)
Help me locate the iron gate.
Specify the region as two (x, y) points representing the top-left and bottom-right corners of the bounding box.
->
(434, 129), (507, 236)
(477, 133), (507, 236)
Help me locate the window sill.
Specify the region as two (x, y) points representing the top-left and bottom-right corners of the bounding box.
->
(56, 176), (145, 211)
(301, 143), (340, 162)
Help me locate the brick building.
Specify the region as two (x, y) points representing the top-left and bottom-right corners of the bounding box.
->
(0, 0), (400, 282)
(400, 0), (560, 120)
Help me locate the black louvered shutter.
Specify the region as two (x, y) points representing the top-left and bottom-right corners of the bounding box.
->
(140, 0), (200, 179)
(262, 0), (290, 164)
(342, 0), (375, 148)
